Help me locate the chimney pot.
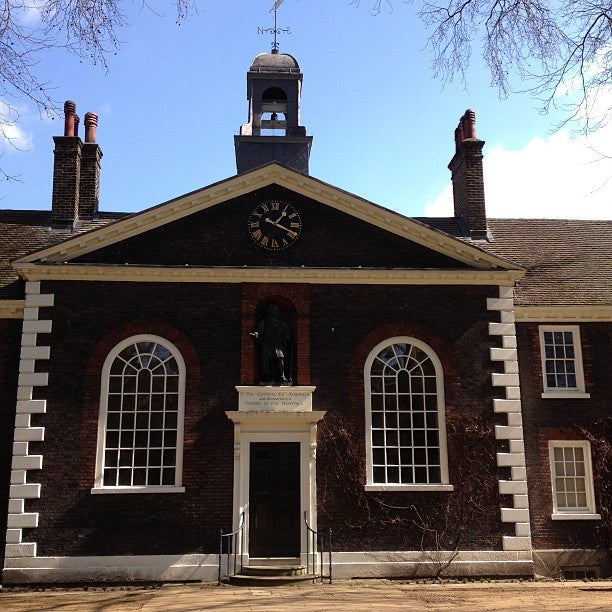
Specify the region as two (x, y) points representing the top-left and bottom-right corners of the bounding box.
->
(84, 112), (98, 143)
(63, 100), (77, 137)
(455, 109), (477, 151)
(449, 109), (487, 239)
(454, 126), (462, 152)
(463, 109), (476, 139)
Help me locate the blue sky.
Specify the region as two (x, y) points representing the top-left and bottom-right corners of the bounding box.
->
(1, 0), (610, 219)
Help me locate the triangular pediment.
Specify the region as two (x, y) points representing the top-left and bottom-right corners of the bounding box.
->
(14, 164), (524, 282)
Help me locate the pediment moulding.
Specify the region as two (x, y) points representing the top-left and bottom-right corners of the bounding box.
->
(15, 165), (520, 272)
(12, 264), (525, 286)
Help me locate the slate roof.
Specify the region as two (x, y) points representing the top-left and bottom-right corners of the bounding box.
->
(0, 210), (126, 298)
(417, 217), (612, 307)
(485, 218), (612, 307)
(1, 209), (610, 307)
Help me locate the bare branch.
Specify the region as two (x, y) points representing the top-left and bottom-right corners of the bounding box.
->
(416, 0), (612, 132)
(0, 0), (198, 177)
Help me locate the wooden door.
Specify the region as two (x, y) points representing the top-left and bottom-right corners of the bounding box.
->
(249, 442), (300, 557)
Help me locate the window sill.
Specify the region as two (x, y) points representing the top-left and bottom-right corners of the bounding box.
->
(91, 486), (186, 495)
(541, 392), (590, 399)
(365, 484), (454, 492)
(551, 512), (601, 521)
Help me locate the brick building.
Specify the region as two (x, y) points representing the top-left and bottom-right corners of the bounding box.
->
(0, 50), (610, 583)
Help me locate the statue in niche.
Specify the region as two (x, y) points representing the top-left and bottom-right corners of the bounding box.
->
(250, 303), (293, 385)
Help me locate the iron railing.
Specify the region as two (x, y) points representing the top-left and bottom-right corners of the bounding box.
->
(218, 511), (245, 584)
(304, 511), (332, 583)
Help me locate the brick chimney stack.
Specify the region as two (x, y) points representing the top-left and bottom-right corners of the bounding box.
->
(448, 109), (487, 239)
(79, 112), (102, 219)
(51, 100), (102, 227)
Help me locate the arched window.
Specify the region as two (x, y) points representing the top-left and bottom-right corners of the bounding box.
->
(364, 337), (451, 491)
(93, 335), (186, 493)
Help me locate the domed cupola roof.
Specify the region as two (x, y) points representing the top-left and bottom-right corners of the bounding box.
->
(249, 50), (300, 73)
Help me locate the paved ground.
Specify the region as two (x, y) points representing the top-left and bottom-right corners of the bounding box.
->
(1, 580), (611, 611)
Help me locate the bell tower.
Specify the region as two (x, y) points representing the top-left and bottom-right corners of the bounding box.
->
(235, 49), (312, 174)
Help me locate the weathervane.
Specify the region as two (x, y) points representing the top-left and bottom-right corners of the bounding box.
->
(258, 0), (291, 53)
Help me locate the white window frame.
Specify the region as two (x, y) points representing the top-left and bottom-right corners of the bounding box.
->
(92, 334), (186, 494)
(549, 441), (600, 520)
(539, 325), (589, 398)
(364, 336), (452, 492)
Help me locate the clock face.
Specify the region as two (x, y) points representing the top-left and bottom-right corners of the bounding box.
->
(248, 200), (302, 250)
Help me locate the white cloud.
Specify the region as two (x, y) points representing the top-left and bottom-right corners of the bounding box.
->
(424, 123), (612, 219)
(0, 102), (34, 152)
(16, 0), (44, 26)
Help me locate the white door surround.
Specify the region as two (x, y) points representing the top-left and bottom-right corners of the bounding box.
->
(226, 386), (324, 562)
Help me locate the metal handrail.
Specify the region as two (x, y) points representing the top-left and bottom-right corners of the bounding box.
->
(304, 511), (332, 583)
(218, 511), (245, 584)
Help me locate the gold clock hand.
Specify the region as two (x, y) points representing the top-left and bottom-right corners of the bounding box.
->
(264, 217), (297, 238)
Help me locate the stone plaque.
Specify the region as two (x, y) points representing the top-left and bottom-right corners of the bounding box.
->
(236, 386), (316, 412)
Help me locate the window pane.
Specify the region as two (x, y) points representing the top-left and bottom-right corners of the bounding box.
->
(415, 467), (427, 483)
(385, 412), (398, 428)
(118, 469), (132, 486)
(162, 468), (175, 486)
(551, 443), (593, 512)
(373, 467), (385, 482)
(387, 467), (400, 483)
(428, 466), (441, 482)
(541, 327), (581, 390)
(106, 431), (119, 448)
(401, 467), (414, 483)
(104, 450), (118, 467)
(150, 412), (164, 429)
(386, 448), (399, 465)
(133, 469), (147, 485)
(149, 449), (162, 466)
(148, 468), (161, 486)
(372, 430), (385, 446)
(99, 338), (183, 489)
(163, 449), (176, 466)
(369, 340), (443, 485)
(103, 469), (117, 486)
(373, 448), (386, 465)
(134, 449), (147, 467)
(119, 449), (132, 467)
(414, 448), (427, 464)
(413, 430), (426, 446)
(399, 447), (413, 464)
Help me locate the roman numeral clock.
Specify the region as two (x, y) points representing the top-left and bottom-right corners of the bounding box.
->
(248, 200), (302, 250)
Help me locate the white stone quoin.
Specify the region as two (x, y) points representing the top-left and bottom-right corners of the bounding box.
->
(488, 286), (533, 557)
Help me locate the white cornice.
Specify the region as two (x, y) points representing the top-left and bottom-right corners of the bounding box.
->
(515, 305), (612, 322)
(14, 165), (522, 272)
(13, 263), (525, 285)
(0, 300), (24, 319)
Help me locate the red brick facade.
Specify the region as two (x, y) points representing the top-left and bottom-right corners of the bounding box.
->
(11, 277), (516, 558)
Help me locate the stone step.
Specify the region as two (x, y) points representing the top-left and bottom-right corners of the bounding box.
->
(243, 564), (306, 577)
(228, 563), (318, 586)
(229, 573), (318, 587)
(249, 557), (302, 566)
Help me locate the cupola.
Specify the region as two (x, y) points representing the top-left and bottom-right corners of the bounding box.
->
(234, 49), (312, 174)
